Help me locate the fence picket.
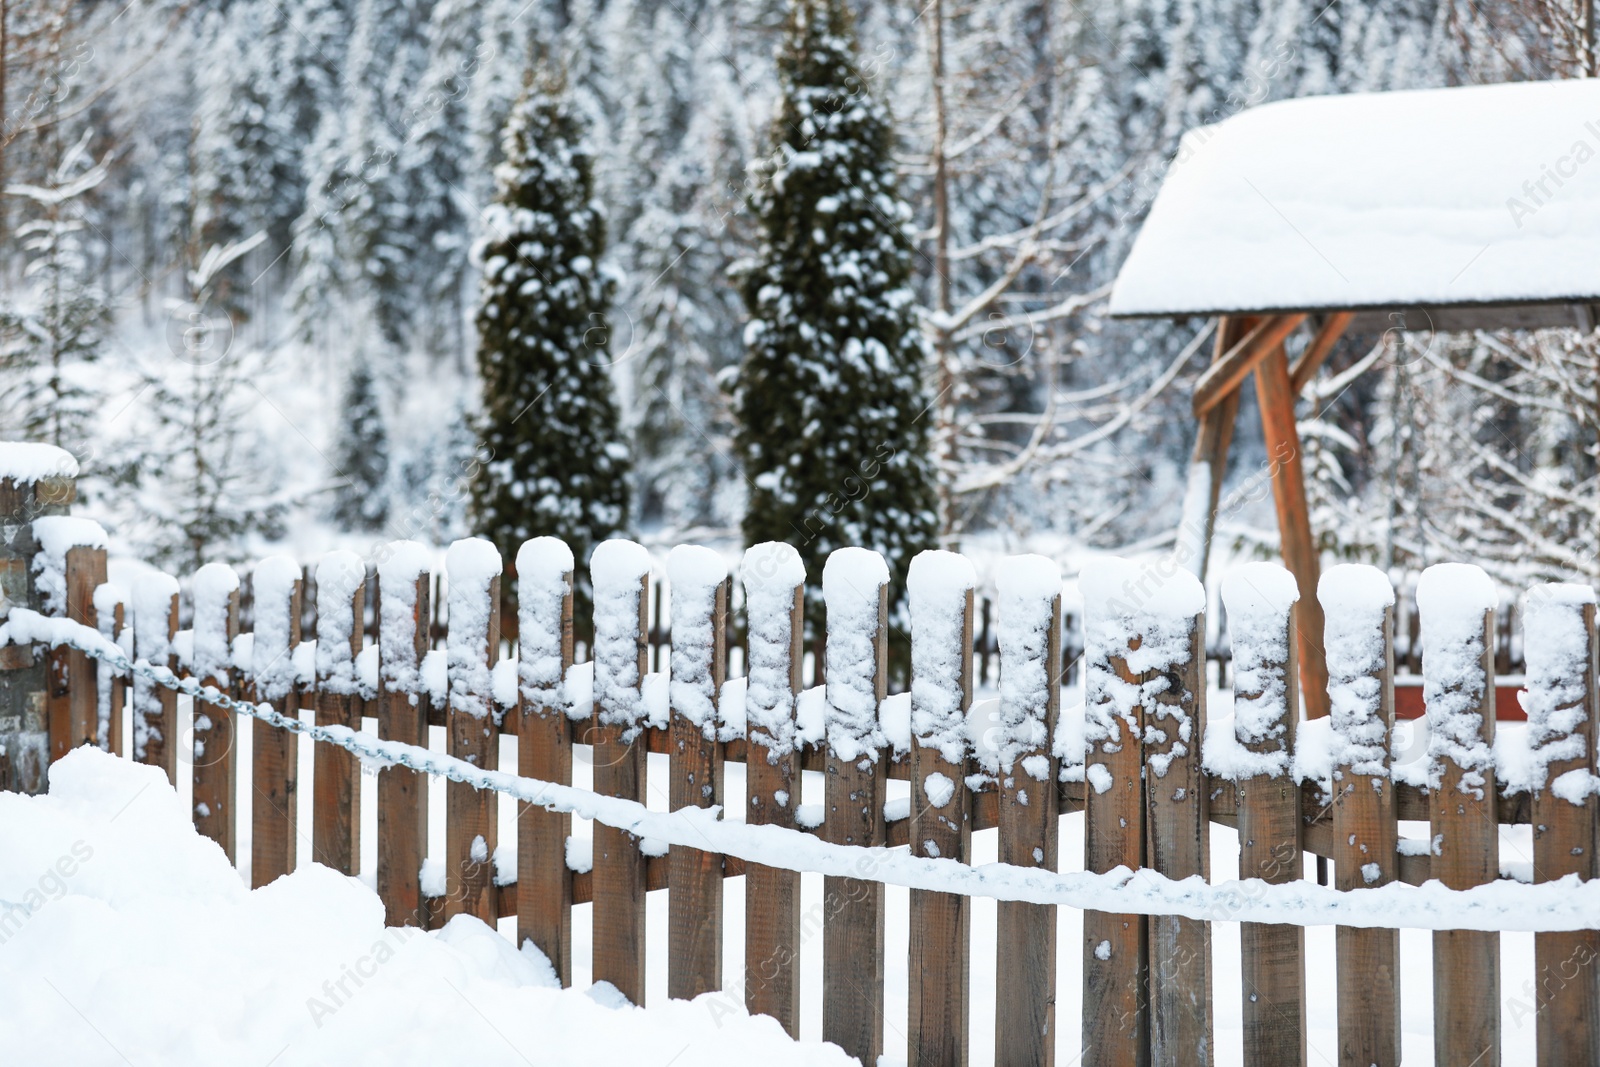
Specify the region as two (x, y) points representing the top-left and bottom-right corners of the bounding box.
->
(1081, 567), (1162, 1067)
(444, 538), (502, 923)
(907, 550), (976, 1067)
(313, 552), (365, 875)
(666, 547), (727, 1000)
(1223, 563), (1305, 1067)
(1145, 602), (1210, 1067)
(133, 573), (180, 786)
(1522, 586), (1598, 1065)
(61, 544), (105, 759)
(1418, 565), (1501, 1067)
(95, 586), (126, 756)
(821, 548), (890, 1067)
(1321, 566), (1399, 1067)
(377, 544), (432, 928)
(741, 542), (804, 1036)
(995, 556), (1061, 1067)
(250, 556), (303, 887)
(591, 539), (652, 1005)
(516, 538), (575, 984)
(192, 564), (240, 863)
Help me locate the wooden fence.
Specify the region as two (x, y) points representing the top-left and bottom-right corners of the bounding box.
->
(2, 465), (1594, 1067)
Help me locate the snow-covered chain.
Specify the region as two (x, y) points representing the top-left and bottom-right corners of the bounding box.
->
(13, 606), (1600, 933)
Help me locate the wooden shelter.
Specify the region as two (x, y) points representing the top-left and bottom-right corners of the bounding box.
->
(1109, 77), (1600, 717)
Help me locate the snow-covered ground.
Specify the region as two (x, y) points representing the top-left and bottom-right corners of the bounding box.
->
(2, 691), (1549, 1066)
(0, 748), (851, 1066)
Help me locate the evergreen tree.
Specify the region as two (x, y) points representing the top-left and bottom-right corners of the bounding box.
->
(733, 0), (938, 641)
(469, 69), (630, 622)
(329, 356), (391, 531)
(0, 129), (110, 451)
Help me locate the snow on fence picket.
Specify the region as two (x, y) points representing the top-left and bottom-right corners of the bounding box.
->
(5, 461), (1600, 1067)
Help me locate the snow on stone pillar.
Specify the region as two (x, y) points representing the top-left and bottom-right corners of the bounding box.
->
(0, 442), (78, 793)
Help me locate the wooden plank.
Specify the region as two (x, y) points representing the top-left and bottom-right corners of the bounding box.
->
(591, 541), (652, 1005)
(1144, 609), (1211, 1067)
(191, 564), (240, 863)
(102, 597), (126, 756)
(667, 552), (728, 1001)
(1191, 313), (1306, 416)
(1178, 316), (1246, 581)
(516, 538), (575, 984)
(1082, 587), (1153, 1067)
(742, 544), (805, 1036)
(821, 550), (890, 1067)
(1287, 311), (1354, 393)
(444, 540), (501, 923)
(250, 559), (303, 888)
(1323, 575), (1399, 1067)
(1526, 593), (1600, 1064)
(134, 575), (180, 786)
(62, 545), (105, 757)
(377, 548), (431, 928)
(1254, 345), (1330, 719)
(313, 554), (365, 875)
(907, 553), (975, 1067)
(995, 559), (1061, 1067)
(1422, 586), (1500, 1067)
(1227, 569), (1306, 1067)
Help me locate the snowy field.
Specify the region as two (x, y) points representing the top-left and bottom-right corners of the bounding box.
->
(0, 683), (1549, 1066)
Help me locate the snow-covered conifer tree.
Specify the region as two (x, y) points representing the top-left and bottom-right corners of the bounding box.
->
(329, 356), (391, 531)
(469, 69), (630, 621)
(733, 0), (938, 639)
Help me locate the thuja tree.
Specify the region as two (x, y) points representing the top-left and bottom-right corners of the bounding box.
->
(733, 0), (938, 651)
(470, 68), (630, 628)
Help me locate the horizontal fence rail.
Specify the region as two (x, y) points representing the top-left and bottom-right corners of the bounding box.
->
(0, 484), (1592, 1067)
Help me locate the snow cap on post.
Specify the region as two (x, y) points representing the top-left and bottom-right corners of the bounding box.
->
(1319, 564), (1394, 777)
(1221, 562), (1301, 777)
(822, 546), (890, 762)
(314, 551), (365, 695)
(376, 540), (432, 697)
(1080, 556), (1204, 764)
(1521, 583), (1598, 793)
(517, 537), (574, 713)
(132, 572), (180, 660)
(191, 563), (240, 684)
(591, 538), (652, 732)
(742, 541), (806, 757)
(668, 545), (727, 737)
(0, 442), (78, 482)
(994, 554), (1061, 776)
(251, 556), (302, 701)
(31, 516), (106, 616)
(908, 549), (976, 763)
(446, 538), (502, 720)
(1416, 562), (1498, 791)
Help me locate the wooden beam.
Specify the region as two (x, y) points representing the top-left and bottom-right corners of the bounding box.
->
(1178, 316), (1247, 581)
(1192, 313), (1306, 417)
(1287, 311), (1354, 394)
(1254, 346), (1330, 719)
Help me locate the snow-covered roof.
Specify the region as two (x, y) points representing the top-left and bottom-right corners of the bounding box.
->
(1109, 79), (1600, 328)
